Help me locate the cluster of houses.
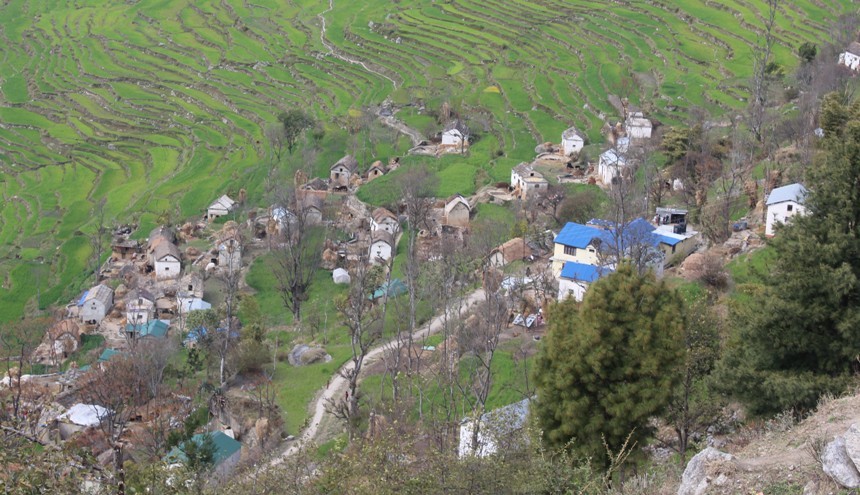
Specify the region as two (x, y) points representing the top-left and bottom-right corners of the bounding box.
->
(551, 208), (700, 302)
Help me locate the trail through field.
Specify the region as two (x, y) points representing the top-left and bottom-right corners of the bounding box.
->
(377, 110), (424, 147)
(266, 287), (486, 467)
(317, 0), (400, 89)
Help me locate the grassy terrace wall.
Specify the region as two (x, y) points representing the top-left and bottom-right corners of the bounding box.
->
(0, 0), (851, 320)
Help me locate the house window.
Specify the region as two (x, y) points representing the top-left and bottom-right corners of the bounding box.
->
(535, 184), (540, 189)
(564, 246), (577, 256)
(587, 248), (595, 253)
(787, 204), (793, 212)
(165, 267), (170, 271)
(672, 245), (676, 254)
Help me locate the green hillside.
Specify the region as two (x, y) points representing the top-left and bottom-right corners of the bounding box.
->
(0, 0), (852, 320)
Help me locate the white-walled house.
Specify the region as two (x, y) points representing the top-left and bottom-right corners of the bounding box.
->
(207, 195), (236, 220)
(598, 149), (628, 185)
(766, 183), (808, 237)
(441, 128), (464, 146)
(459, 399), (530, 458)
(510, 162), (548, 199)
(125, 289), (155, 325)
(625, 111), (652, 139)
(370, 207), (399, 235)
(369, 230), (395, 263)
(838, 42), (860, 71)
(79, 284), (114, 324)
(152, 242), (181, 280)
(561, 127), (584, 156)
(557, 262), (611, 302)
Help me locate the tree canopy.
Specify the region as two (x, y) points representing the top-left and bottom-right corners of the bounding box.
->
(534, 264), (685, 466)
(277, 109), (315, 155)
(715, 93), (860, 415)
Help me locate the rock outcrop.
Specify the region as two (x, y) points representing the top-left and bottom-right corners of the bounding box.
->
(678, 447), (735, 495)
(822, 427), (860, 489)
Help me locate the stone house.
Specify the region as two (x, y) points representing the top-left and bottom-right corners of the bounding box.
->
(330, 155), (359, 189)
(444, 194), (471, 228)
(838, 42), (860, 71)
(125, 288), (156, 325)
(510, 162), (548, 200)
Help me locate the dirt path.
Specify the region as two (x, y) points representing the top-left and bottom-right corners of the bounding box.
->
(377, 111), (424, 147)
(317, 0), (399, 89)
(267, 288), (485, 466)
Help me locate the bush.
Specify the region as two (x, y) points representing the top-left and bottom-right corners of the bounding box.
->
(232, 340), (270, 374)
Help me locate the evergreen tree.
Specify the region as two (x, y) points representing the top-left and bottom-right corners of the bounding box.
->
(534, 264), (685, 467)
(716, 94), (860, 415)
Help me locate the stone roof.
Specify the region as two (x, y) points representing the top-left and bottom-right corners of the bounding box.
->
(371, 229), (395, 247)
(562, 127), (584, 140)
(371, 207), (397, 224)
(494, 237), (532, 264)
(444, 194), (471, 215)
(152, 240), (181, 262)
(847, 41), (860, 56)
(331, 155), (358, 172)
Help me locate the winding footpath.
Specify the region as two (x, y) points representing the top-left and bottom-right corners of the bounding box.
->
(267, 288), (485, 466)
(317, 0), (400, 89)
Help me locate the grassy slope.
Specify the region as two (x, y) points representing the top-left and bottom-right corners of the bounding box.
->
(0, 0), (852, 320)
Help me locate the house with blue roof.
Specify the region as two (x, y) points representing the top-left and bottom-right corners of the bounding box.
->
(558, 262), (613, 302)
(765, 183), (807, 237)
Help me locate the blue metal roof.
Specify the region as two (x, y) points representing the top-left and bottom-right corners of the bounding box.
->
(554, 222), (606, 249)
(560, 262), (611, 282)
(77, 290), (89, 307)
(766, 183), (807, 206)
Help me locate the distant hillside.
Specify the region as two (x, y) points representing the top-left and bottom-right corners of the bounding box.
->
(0, 0), (852, 319)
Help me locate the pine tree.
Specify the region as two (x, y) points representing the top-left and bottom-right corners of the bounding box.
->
(716, 94), (860, 415)
(534, 264), (685, 467)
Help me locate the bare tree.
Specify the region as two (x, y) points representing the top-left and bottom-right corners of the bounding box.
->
(79, 355), (152, 495)
(89, 198), (110, 285)
(748, 0), (779, 143)
(705, 126), (749, 243)
(215, 225), (244, 386)
(270, 189), (324, 323)
(326, 259), (384, 439)
(458, 274), (509, 455)
(265, 123), (286, 164)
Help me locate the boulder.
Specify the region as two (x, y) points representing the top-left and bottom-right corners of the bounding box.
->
(821, 436), (860, 489)
(287, 344), (332, 366)
(843, 423), (860, 471)
(677, 447), (734, 495)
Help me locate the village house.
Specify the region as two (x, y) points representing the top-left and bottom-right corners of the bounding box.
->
(299, 192), (325, 225)
(110, 237), (140, 261)
(178, 272), (204, 300)
(148, 227), (181, 280)
(489, 237), (532, 267)
(330, 155), (359, 190)
(557, 262), (612, 302)
(441, 128), (464, 147)
(561, 127), (585, 156)
(78, 284), (114, 325)
(598, 148), (629, 185)
(625, 111), (652, 139)
(40, 320), (83, 364)
(207, 195), (236, 220)
(766, 183), (808, 237)
(551, 222), (606, 274)
(365, 160), (388, 182)
(651, 207), (701, 261)
(166, 431), (242, 479)
(459, 398), (530, 458)
(125, 319), (169, 340)
(838, 42), (860, 71)
(178, 297), (212, 313)
(510, 162), (548, 200)
(56, 404), (111, 441)
(370, 207), (399, 235)
(444, 194), (471, 228)
(369, 230), (395, 263)
(125, 288), (156, 325)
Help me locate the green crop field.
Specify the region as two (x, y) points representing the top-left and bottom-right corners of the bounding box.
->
(0, 0), (852, 320)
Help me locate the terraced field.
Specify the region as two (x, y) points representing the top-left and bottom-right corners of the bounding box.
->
(0, 0), (852, 320)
